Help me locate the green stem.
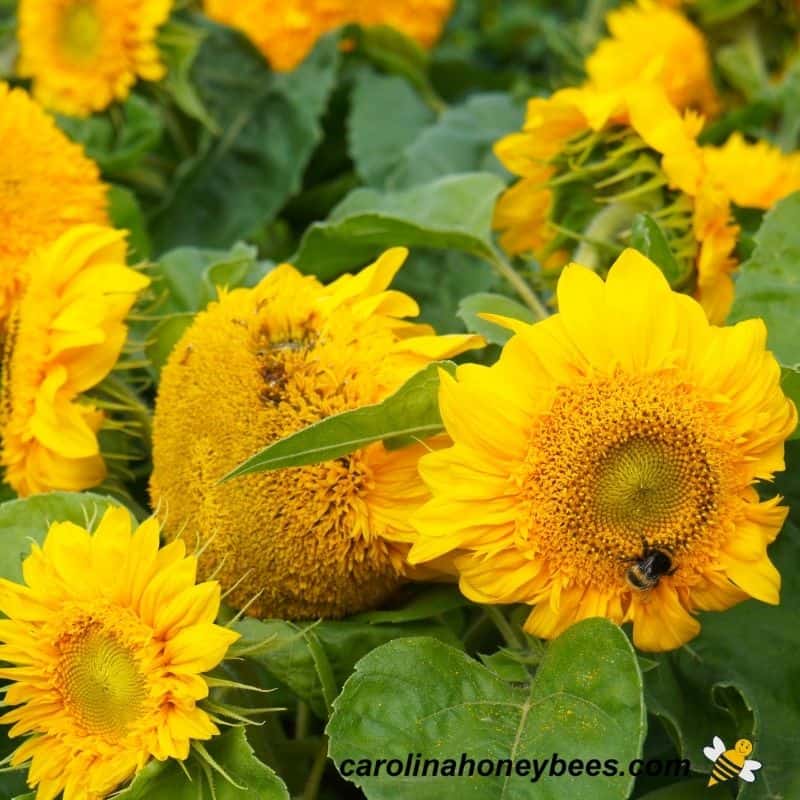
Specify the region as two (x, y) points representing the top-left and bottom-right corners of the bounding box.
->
(488, 251), (550, 321)
(296, 701), (310, 740)
(483, 605), (526, 650)
(302, 737), (330, 800)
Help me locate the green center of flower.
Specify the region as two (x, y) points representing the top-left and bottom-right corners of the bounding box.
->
(57, 621), (147, 739)
(594, 436), (688, 532)
(60, 2), (102, 60)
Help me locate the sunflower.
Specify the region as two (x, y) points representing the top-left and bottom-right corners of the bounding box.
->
(409, 250), (795, 652)
(17, 0), (172, 116)
(702, 132), (800, 210)
(203, 0), (453, 72)
(586, 0), (718, 116)
(0, 83), (108, 323)
(493, 84), (800, 324)
(1, 225), (150, 497)
(150, 248), (482, 619)
(0, 505), (239, 799)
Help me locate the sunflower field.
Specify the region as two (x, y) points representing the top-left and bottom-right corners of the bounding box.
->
(1, 0), (799, 798)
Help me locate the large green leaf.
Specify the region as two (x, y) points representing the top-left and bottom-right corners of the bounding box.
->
(118, 728), (289, 799)
(0, 492), (124, 583)
(645, 521), (800, 799)
(327, 619), (645, 800)
(348, 70), (435, 187)
(151, 23), (339, 252)
(729, 193), (800, 369)
(729, 193), (800, 439)
(292, 172), (506, 281)
(223, 361), (456, 480)
(457, 292), (536, 345)
(232, 610), (463, 719)
(57, 94), (163, 174)
(388, 93), (522, 189)
(109, 185), (151, 262)
(144, 243), (270, 375)
(157, 19), (217, 130)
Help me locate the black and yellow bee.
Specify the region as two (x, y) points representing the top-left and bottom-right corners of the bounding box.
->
(704, 737), (762, 786)
(624, 547), (676, 591)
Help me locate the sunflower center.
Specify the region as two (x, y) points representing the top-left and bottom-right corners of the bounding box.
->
(59, 1), (102, 60)
(520, 372), (732, 582)
(56, 621), (147, 740)
(594, 437), (688, 530)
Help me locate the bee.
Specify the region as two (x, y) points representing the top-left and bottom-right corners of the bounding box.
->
(624, 546), (676, 591)
(704, 736), (762, 786)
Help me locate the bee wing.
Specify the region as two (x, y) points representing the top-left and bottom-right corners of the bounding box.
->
(703, 737), (726, 761)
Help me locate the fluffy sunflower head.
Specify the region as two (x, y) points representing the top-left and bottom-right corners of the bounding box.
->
(0, 83), (108, 322)
(203, 0), (453, 71)
(17, 0), (172, 116)
(150, 248), (481, 619)
(409, 250), (796, 652)
(586, 0), (718, 116)
(1, 225), (150, 497)
(493, 85), (800, 324)
(0, 505), (239, 799)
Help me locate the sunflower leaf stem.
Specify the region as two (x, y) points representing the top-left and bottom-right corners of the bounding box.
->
(296, 701), (310, 740)
(482, 605), (526, 650)
(194, 741), (247, 790)
(302, 736), (330, 800)
(487, 250), (550, 320)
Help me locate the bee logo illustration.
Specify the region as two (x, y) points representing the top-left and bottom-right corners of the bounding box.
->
(703, 736), (762, 786)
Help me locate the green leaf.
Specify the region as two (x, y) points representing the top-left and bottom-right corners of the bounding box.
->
(457, 292), (536, 345)
(636, 779), (713, 800)
(389, 93), (523, 189)
(391, 250), (498, 334)
(729, 193), (800, 370)
(57, 94), (163, 174)
(151, 23), (339, 252)
(348, 70), (435, 187)
(144, 243), (270, 375)
(109, 185), (151, 261)
(232, 614), (462, 719)
(157, 19), (217, 130)
(695, 0), (761, 23)
(781, 366), (800, 440)
(351, 24), (434, 101)
(348, 585), (469, 624)
(293, 172), (506, 281)
(327, 619), (645, 800)
(118, 728), (289, 799)
(223, 361), (455, 480)
(645, 522), (800, 799)
(630, 214), (688, 288)
(0, 492), (125, 583)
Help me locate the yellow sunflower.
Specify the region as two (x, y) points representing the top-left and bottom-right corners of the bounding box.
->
(702, 132), (800, 210)
(586, 0), (718, 116)
(150, 248), (482, 619)
(203, 0), (453, 72)
(494, 85), (800, 324)
(17, 0), (172, 116)
(1, 225), (150, 497)
(409, 250), (795, 652)
(0, 83), (108, 323)
(0, 505), (239, 800)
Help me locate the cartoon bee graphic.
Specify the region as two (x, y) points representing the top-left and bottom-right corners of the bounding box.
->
(704, 736), (762, 786)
